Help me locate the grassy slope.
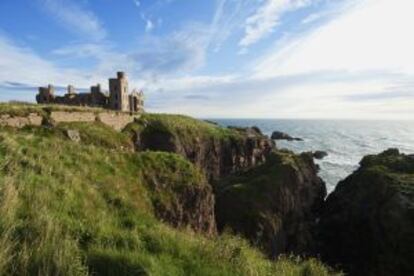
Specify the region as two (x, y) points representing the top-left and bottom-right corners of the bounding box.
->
(125, 113), (243, 143)
(0, 112), (335, 275)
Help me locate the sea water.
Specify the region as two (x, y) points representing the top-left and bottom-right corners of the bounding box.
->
(211, 119), (414, 193)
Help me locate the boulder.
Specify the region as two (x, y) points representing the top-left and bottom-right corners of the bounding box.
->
(313, 150), (328, 160)
(65, 129), (81, 142)
(215, 150), (326, 257)
(318, 148), (414, 276)
(271, 131), (303, 141)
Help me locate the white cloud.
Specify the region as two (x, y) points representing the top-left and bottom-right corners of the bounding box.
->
(0, 35), (105, 102)
(39, 0), (106, 41)
(0, 36), (84, 86)
(133, 0), (140, 8)
(145, 19), (154, 32)
(207, 0), (257, 52)
(239, 0), (313, 48)
(254, 0), (414, 77)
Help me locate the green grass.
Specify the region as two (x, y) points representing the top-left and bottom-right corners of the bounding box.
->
(0, 116), (336, 275)
(57, 122), (135, 151)
(125, 113), (242, 143)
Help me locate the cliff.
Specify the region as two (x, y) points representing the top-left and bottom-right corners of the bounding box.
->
(215, 150), (326, 257)
(126, 114), (327, 258)
(126, 114), (274, 181)
(0, 104), (334, 276)
(318, 149), (414, 276)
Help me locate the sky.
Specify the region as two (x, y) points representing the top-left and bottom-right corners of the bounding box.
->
(0, 0), (413, 119)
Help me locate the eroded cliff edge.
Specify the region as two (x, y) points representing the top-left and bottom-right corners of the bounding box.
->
(215, 150), (326, 257)
(127, 113), (327, 257)
(318, 149), (414, 276)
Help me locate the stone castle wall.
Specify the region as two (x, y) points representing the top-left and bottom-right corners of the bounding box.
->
(0, 113), (43, 128)
(0, 111), (139, 131)
(37, 72), (144, 113)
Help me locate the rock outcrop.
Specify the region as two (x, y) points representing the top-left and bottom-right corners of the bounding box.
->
(318, 149), (414, 276)
(139, 152), (217, 235)
(313, 150), (328, 160)
(271, 131), (303, 141)
(128, 114), (274, 182)
(215, 150), (326, 257)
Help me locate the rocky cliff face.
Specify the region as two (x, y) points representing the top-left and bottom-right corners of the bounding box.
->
(318, 149), (414, 276)
(126, 115), (327, 257)
(136, 152), (217, 236)
(128, 114), (274, 182)
(215, 150), (326, 257)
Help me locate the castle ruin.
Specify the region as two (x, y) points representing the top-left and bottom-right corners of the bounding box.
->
(36, 72), (144, 113)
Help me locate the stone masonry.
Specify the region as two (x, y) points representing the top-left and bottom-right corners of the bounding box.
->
(36, 72), (144, 113)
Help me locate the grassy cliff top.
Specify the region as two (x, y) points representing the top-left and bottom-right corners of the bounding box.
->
(126, 113), (238, 140)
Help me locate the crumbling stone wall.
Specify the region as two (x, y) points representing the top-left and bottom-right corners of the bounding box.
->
(50, 111), (96, 123)
(0, 110), (139, 131)
(98, 112), (138, 131)
(0, 113), (42, 128)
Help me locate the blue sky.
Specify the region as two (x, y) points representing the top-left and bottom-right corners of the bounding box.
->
(0, 0), (413, 119)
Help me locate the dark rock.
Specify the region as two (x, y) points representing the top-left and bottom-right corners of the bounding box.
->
(130, 117), (275, 182)
(251, 126), (263, 135)
(271, 131), (303, 141)
(313, 150), (328, 160)
(142, 157), (216, 236)
(318, 148), (414, 276)
(203, 119), (218, 126)
(215, 150), (326, 257)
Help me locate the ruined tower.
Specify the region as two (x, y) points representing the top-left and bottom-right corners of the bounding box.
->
(36, 84), (55, 104)
(129, 89), (144, 113)
(90, 84), (108, 107)
(109, 72), (129, 111)
(36, 72), (144, 113)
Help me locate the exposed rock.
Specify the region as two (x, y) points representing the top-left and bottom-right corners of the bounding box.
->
(313, 150), (328, 160)
(215, 150), (326, 257)
(129, 115), (275, 182)
(203, 120), (218, 125)
(318, 148), (414, 276)
(141, 153), (216, 235)
(271, 131), (303, 141)
(65, 129), (81, 142)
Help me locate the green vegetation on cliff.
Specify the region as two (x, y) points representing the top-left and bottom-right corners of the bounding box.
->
(319, 148), (414, 276)
(0, 108), (335, 275)
(126, 113), (241, 142)
(216, 150), (326, 257)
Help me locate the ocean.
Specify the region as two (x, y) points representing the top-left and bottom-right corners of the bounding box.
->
(211, 119), (414, 193)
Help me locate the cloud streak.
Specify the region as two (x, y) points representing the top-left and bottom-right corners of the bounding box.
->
(39, 0), (106, 41)
(239, 0), (313, 48)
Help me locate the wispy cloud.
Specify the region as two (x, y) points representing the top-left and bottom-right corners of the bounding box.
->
(140, 13), (155, 32)
(253, 0), (414, 77)
(129, 24), (210, 77)
(0, 34), (100, 102)
(239, 0), (313, 48)
(39, 0), (106, 41)
(207, 0), (257, 52)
